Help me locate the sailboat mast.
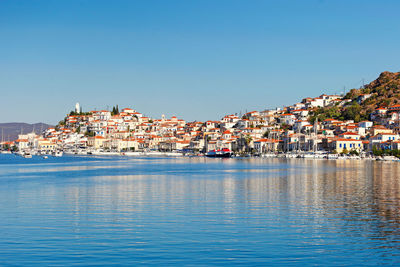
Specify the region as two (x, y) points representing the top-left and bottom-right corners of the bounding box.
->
(313, 118), (318, 153)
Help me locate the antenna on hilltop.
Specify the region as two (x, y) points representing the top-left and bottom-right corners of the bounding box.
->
(362, 78), (365, 89)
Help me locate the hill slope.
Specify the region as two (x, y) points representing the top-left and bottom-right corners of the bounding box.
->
(310, 71), (400, 123)
(346, 71), (400, 116)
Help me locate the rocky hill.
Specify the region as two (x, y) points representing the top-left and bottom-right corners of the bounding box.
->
(345, 71), (400, 116)
(0, 123), (53, 142)
(310, 71), (400, 123)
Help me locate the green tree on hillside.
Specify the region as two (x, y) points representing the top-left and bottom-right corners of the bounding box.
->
(111, 105), (120, 116)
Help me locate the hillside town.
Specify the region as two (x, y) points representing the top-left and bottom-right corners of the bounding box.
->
(3, 90), (400, 159)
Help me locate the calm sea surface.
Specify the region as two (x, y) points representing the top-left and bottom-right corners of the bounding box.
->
(1, 154), (400, 266)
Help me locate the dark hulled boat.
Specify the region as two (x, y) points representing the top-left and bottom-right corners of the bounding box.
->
(206, 148), (232, 158)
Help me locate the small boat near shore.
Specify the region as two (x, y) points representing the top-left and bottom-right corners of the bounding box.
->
(23, 151), (32, 158)
(52, 150), (63, 157)
(206, 148), (232, 158)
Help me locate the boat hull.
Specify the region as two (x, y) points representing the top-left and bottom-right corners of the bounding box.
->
(206, 154), (231, 158)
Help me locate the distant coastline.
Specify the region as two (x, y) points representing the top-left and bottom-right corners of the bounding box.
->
(0, 122), (52, 142)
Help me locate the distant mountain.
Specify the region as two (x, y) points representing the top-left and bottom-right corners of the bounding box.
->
(0, 123), (53, 142)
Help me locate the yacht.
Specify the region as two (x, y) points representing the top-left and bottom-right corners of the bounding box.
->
(206, 148), (232, 158)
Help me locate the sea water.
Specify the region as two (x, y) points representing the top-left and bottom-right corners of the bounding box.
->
(1, 154), (400, 265)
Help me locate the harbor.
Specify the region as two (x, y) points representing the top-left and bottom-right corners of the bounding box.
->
(4, 147), (400, 162)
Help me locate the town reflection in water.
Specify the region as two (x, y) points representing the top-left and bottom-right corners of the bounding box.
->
(58, 158), (400, 242)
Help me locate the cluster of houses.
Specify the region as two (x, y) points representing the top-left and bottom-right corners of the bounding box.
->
(5, 95), (400, 155)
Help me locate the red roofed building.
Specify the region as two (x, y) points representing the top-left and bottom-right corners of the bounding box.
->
(339, 132), (361, 140)
(254, 138), (281, 153)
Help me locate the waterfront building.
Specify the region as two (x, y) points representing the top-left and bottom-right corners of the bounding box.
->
(331, 138), (363, 153)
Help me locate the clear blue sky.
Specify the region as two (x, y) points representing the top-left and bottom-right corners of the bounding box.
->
(1, 0), (400, 124)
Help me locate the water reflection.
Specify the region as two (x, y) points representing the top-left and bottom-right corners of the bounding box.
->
(56, 158), (400, 234)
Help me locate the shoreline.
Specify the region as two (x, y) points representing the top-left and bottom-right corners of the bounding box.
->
(2, 150), (399, 162)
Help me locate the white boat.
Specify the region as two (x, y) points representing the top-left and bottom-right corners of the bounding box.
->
(52, 150), (63, 157)
(327, 154), (339, 160)
(23, 152), (32, 158)
(261, 153), (276, 158)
